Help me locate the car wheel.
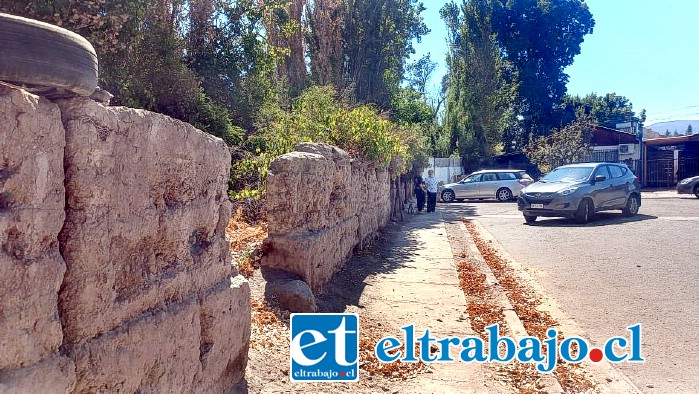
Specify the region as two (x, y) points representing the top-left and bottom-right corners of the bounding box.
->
(524, 214), (537, 224)
(622, 194), (640, 216)
(496, 188), (512, 202)
(575, 199), (593, 224)
(0, 13), (98, 97)
(441, 189), (455, 203)
(694, 185), (699, 199)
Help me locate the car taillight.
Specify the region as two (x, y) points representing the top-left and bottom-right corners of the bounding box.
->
(518, 179), (528, 185)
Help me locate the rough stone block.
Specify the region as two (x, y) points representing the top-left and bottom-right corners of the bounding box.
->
(263, 143), (395, 292)
(55, 98), (233, 343)
(68, 298), (202, 393)
(196, 275), (251, 392)
(0, 86), (66, 369)
(265, 278), (317, 313)
(0, 355), (76, 394)
(266, 151), (335, 234)
(358, 207), (380, 243)
(262, 217), (359, 292)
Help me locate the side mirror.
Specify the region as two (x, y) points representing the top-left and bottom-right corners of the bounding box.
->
(594, 175), (607, 183)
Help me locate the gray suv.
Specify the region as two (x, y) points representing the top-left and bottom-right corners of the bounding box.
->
(518, 163), (641, 224)
(440, 169), (533, 202)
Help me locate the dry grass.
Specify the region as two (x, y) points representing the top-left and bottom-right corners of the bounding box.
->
(466, 301), (505, 336)
(227, 207), (267, 278)
(456, 262), (488, 297)
(227, 206), (268, 252)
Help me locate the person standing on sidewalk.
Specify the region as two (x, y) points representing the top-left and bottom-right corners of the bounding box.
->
(425, 170), (439, 212)
(414, 172), (426, 212)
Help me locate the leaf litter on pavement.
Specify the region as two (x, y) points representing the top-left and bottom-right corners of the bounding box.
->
(238, 216), (433, 391)
(462, 219), (597, 393)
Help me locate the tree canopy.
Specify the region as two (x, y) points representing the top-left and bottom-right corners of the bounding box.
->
(1, 0), (653, 208)
(442, 0), (517, 170)
(492, 0), (595, 137)
(558, 93), (646, 129)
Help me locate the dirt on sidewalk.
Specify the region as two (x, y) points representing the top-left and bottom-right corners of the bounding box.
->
(234, 212), (510, 394)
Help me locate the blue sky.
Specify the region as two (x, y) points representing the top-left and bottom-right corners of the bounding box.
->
(411, 0), (699, 126)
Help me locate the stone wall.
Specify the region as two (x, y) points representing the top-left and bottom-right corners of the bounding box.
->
(0, 85), (250, 392)
(262, 143), (392, 294)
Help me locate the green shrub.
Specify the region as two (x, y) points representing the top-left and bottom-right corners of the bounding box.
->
(229, 85), (423, 204)
(190, 93), (244, 146)
(260, 86), (411, 166)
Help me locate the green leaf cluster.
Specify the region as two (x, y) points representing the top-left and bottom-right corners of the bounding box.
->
(524, 112), (596, 173)
(557, 93), (645, 129)
(260, 86), (411, 167)
(442, 0), (516, 170)
(230, 86), (421, 200)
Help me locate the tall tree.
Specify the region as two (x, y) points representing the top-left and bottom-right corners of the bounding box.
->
(185, 0), (288, 131)
(406, 53), (437, 94)
(442, 0), (517, 170)
(307, 0), (345, 88)
(344, 0), (428, 107)
(263, 0), (307, 96)
(491, 0), (594, 137)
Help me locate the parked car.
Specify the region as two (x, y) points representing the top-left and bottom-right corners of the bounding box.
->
(518, 162), (641, 224)
(677, 175), (699, 198)
(439, 169), (533, 203)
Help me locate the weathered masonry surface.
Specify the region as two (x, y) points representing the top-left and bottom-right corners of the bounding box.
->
(0, 85), (250, 392)
(262, 143), (392, 293)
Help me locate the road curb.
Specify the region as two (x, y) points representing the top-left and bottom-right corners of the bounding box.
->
(466, 219), (642, 394)
(458, 221), (564, 394)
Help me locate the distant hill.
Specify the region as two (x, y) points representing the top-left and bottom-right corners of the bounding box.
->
(646, 120), (699, 135)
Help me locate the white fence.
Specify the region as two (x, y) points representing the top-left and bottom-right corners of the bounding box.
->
(422, 157), (463, 185)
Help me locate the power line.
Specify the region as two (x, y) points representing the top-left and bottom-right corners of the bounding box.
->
(649, 104), (699, 115)
(645, 112), (699, 125)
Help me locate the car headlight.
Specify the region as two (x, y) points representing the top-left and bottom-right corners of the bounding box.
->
(558, 187), (578, 196)
(680, 179), (690, 184)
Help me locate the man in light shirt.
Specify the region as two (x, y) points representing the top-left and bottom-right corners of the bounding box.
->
(424, 170), (439, 213)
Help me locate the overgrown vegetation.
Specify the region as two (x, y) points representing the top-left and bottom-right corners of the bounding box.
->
(231, 86), (426, 200)
(1, 0), (648, 218)
(2, 0), (436, 218)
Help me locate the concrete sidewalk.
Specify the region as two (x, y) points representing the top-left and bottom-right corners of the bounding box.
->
(641, 189), (692, 199)
(351, 211), (509, 393)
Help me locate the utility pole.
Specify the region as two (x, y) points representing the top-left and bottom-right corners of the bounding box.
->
(636, 120), (645, 186)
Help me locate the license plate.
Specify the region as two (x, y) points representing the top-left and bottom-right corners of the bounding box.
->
(531, 203), (544, 209)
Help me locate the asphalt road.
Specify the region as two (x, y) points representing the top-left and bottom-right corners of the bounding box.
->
(440, 192), (699, 393)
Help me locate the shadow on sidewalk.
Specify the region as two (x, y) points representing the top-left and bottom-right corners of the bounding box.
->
(315, 211), (447, 313)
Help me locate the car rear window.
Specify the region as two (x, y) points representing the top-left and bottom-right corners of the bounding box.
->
(497, 172), (517, 180)
(608, 165), (624, 179)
